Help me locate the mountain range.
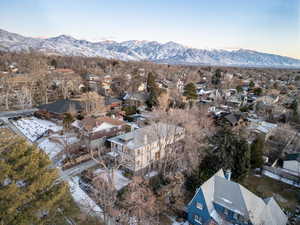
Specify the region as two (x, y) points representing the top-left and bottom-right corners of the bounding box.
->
(1, 28), (299, 68)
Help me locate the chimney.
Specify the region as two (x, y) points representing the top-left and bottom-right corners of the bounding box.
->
(144, 135), (148, 145)
(225, 169), (232, 181)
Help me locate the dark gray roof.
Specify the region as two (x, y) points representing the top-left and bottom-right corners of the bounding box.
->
(38, 99), (82, 114)
(105, 97), (122, 105)
(285, 153), (300, 162)
(224, 113), (241, 126)
(193, 169), (287, 225)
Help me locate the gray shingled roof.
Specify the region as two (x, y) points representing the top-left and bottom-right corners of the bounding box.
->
(38, 99), (82, 114)
(195, 169), (287, 225)
(108, 123), (184, 150)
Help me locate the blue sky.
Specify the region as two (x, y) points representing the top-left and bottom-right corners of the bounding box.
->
(0, 0), (299, 58)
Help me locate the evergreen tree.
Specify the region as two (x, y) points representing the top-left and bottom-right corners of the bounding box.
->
(186, 128), (251, 192)
(63, 113), (74, 130)
(211, 69), (222, 86)
(209, 127), (251, 181)
(0, 138), (77, 225)
(50, 59), (57, 69)
(146, 72), (161, 108)
(146, 72), (157, 92)
(250, 135), (264, 169)
(291, 99), (299, 122)
(253, 87), (263, 96)
(186, 154), (221, 192)
(183, 83), (197, 101)
(122, 105), (137, 116)
(249, 80), (255, 88)
(236, 85), (243, 93)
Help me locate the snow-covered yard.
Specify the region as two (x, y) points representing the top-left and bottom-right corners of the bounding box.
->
(38, 133), (79, 160)
(38, 138), (64, 160)
(11, 117), (62, 142)
(144, 170), (158, 178)
(68, 176), (103, 217)
(168, 216), (189, 225)
(93, 168), (131, 191)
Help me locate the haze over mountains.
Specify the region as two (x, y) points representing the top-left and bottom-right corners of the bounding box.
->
(0, 28), (299, 68)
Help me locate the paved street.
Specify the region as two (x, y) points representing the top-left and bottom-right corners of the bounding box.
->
(0, 108), (38, 119)
(57, 160), (98, 182)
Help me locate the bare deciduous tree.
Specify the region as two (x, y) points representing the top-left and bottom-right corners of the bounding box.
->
(119, 176), (159, 225)
(89, 145), (125, 225)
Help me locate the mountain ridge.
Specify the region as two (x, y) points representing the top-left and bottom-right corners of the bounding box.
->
(0, 28), (299, 68)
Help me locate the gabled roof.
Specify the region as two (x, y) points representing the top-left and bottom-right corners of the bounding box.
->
(123, 92), (149, 102)
(79, 116), (126, 132)
(223, 113), (242, 126)
(191, 169), (287, 225)
(108, 123), (184, 150)
(38, 99), (82, 114)
(285, 153), (300, 162)
(263, 197), (288, 225)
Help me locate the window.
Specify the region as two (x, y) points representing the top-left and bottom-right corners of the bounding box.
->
(194, 215), (202, 224)
(155, 151), (160, 160)
(224, 208), (229, 216)
(196, 202), (203, 210)
(233, 212), (238, 219)
(136, 160), (141, 167)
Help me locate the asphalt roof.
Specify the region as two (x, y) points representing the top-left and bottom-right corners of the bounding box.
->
(108, 123), (184, 150)
(285, 153), (300, 162)
(193, 169), (287, 225)
(38, 99), (82, 114)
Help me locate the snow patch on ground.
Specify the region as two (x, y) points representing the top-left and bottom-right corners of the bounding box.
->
(168, 216), (189, 225)
(68, 176), (103, 217)
(38, 138), (63, 160)
(144, 170), (158, 178)
(11, 117), (62, 142)
(38, 133), (79, 160)
(93, 169), (131, 191)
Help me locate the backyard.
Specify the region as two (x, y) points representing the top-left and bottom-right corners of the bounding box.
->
(242, 174), (300, 213)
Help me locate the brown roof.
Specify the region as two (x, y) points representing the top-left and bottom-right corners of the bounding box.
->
(54, 68), (75, 73)
(81, 116), (126, 131)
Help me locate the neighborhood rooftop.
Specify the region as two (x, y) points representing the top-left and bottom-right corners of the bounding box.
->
(189, 169), (287, 225)
(108, 123), (184, 150)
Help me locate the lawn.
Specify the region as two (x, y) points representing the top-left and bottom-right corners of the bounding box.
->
(242, 174), (300, 212)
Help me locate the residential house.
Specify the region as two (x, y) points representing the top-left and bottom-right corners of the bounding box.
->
(137, 82), (146, 92)
(83, 73), (101, 92)
(224, 113), (244, 126)
(176, 79), (184, 93)
(100, 74), (112, 95)
(37, 99), (82, 119)
(247, 118), (278, 140)
(123, 92), (149, 107)
(8, 63), (18, 73)
(73, 116), (127, 149)
(187, 169), (287, 225)
(105, 97), (122, 111)
(108, 123), (184, 174)
(283, 153), (300, 175)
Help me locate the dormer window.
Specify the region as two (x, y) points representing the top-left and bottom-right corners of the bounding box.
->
(224, 208), (229, 216)
(233, 212), (238, 219)
(194, 215), (202, 224)
(196, 202), (203, 210)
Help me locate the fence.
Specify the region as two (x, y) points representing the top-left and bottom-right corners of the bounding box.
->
(262, 166), (300, 188)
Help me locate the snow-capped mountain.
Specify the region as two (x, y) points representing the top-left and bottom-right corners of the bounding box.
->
(1, 28), (300, 68)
